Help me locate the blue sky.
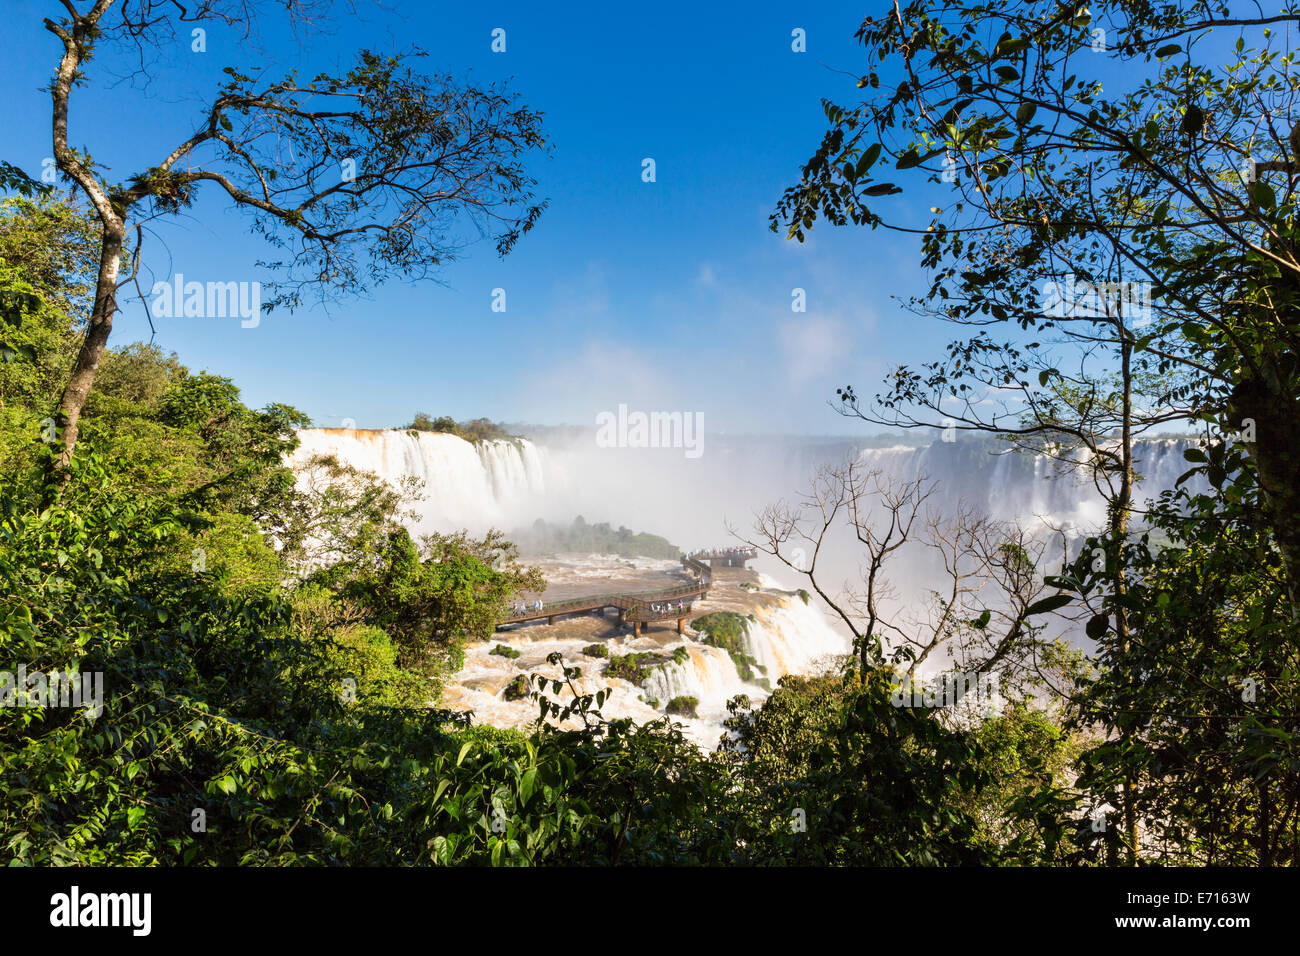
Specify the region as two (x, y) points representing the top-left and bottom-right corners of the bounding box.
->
(6, 0), (954, 434)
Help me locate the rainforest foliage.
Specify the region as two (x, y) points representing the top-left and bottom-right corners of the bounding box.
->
(4, 0), (1300, 865)
(0, 196), (1099, 866)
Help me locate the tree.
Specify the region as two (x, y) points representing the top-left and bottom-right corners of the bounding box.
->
(772, 1), (1300, 617)
(0, 197), (98, 409)
(737, 458), (1061, 683)
(37, 0), (549, 477)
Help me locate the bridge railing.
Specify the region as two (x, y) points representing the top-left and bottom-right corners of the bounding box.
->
(624, 598), (700, 622)
(498, 579), (706, 623)
(689, 548), (756, 561)
(682, 555), (713, 583)
(498, 551), (722, 626)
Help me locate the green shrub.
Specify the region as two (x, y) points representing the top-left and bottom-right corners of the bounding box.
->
(692, 611), (767, 687)
(491, 643), (521, 659)
(507, 515), (679, 559)
(692, 611), (750, 651)
(503, 674), (531, 701)
(605, 651), (671, 684)
(407, 412), (518, 444)
(666, 696), (699, 718)
(582, 643), (609, 658)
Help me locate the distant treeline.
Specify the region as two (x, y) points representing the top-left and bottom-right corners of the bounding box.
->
(406, 412), (517, 444)
(509, 516), (679, 559)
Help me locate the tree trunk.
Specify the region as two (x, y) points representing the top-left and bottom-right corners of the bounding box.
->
(1229, 366), (1300, 618)
(51, 225), (124, 476)
(1114, 330), (1139, 866)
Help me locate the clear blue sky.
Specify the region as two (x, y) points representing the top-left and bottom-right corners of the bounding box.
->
(7, 0), (953, 434)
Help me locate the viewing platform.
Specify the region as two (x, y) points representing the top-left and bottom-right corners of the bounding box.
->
(689, 547), (757, 568)
(495, 548), (750, 636)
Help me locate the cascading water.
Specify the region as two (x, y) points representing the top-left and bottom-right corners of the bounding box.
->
(853, 437), (1200, 531)
(290, 428), (1200, 550)
(741, 597), (850, 676)
(287, 428), (1203, 745)
(641, 645), (753, 722)
(290, 428), (562, 536)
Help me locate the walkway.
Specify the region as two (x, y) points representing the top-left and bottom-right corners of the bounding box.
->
(495, 549), (754, 636)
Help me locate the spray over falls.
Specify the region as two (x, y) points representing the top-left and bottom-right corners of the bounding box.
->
(288, 428), (1200, 746)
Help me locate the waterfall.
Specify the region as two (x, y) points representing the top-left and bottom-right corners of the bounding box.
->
(290, 428), (562, 536)
(444, 592), (852, 748)
(854, 437), (1201, 531)
(641, 645), (754, 720)
(742, 598), (849, 677)
(290, 428), (1201, 547)
(287, 428), (1199, 744)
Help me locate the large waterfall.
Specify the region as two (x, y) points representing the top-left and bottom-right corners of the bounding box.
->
(290, 428), (1199, 546)
(287, 427), (1201, 745)
(290, 428), (562, 536)
(853, 437), (1197, 530)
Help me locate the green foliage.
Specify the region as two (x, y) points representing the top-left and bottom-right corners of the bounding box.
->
(502, 675), (530, 702)
(0, 198), (97, 413)
(604, 651), (672, 685)
(330, 527), (543, 691)
(693, 611), (768, 688)
(665, 696), (699, 718)
(691, 611), (749, 651)
(509, 515), (680, 559)
(581, 643), (608, 658)
(959, 704), (1089, 864)
(1060, 444), (1300, 865)
(0, 161), (50, 199)
(406, 412), (518, 444)
(490, 644), (522, 660)
(720, 672), (1000, 865)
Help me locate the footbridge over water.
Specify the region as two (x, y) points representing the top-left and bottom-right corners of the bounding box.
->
(495, 548), (755, 637)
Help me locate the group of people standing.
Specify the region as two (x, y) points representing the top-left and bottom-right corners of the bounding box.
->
(647, 599), (687, 615)
(511, 599), (543, 615)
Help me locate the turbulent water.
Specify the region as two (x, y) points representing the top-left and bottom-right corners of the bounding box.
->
(443, 555), (849, 747)
(288, 428), (1200, 745)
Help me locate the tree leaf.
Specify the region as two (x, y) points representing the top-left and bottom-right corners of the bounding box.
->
(1025, 594), (1072, 616)
(896, 150), (923, 169)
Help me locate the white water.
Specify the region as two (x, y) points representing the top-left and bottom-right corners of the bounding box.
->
(447, 590), (851, 747)
(291, 428), (1197, 550)
(287, 428), (1196, 743)
(852, 438), (1197, 532)
(290, 428), (563, 536)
